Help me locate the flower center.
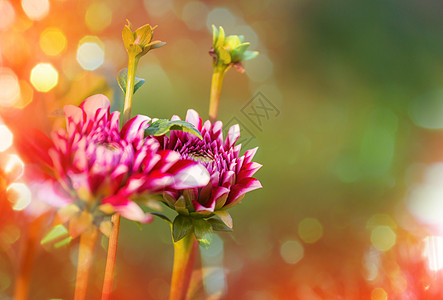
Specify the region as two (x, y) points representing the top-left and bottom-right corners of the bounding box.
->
(97, 141), (121, 152)
(187, 150), (214, 163)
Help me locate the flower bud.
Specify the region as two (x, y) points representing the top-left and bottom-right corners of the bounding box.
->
(210, 25), (259, 73)
(122, 20), (166, 58)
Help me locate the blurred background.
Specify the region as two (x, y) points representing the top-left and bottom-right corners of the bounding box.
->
(1, 0), (443, 299)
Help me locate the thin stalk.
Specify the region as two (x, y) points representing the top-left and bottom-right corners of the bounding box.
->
(169, 233), (198, 300)
(122, 55), (139, 122)
(13, 215), (45, 300)
(74, 227), (98, 300)
(208, 67), (226, 123)
(101, 214), (120, 300)
(102, 53), (139, 300)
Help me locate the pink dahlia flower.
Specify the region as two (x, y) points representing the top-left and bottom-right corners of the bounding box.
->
(44, 95), (209, 232)
(157, 109), (262, 215)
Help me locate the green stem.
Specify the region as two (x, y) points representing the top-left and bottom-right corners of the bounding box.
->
(123, 55), (140, 123)
(169, 232), (198, 300)
(74, 227), (98, 300)
(102, 54), (139, 300)
(208, 67), (226, 123)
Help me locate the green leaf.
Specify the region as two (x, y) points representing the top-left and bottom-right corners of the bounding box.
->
(54, 236), (72, 248)
(241, 50), (259, 61)
(117, 68), (146, 95)
(225, 35), (242, 50)
(145, 119), (202, 140)
(192, 218), (213, 249)
(152, 212), (172, 225)
(173, 215), (193, 242)
(218, 47), (231, 65)
(41, 224), (69, 245)
(174, 196), (189, 215)
(215, 26), (225, 49)
(214, 210), (233, 229)
(148, 41), (166, 50)
(134, 24), (153, 47)
(208, 218), (233, 232)
(212, 25), (218, 46)
(230, 43), (250, 62)
(122, 25), (135, 51)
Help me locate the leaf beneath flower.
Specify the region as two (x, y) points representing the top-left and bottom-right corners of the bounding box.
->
(145, 119), (202, 140)
(173, 215), (193, 242)
(214, 210), (233, 229)
(41, 224), (69, 245)
(208, 218), (233, 232)
(117, 68), (146, 95)
(152, 212), (172, 225)
(54, 236), (72, 248)
(193, 218), (213, 249)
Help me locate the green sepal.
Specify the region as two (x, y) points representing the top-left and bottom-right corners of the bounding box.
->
(173, 215), (193, 242)
(122, 22), (134, 51)
(148, 41), (166, 49)
(214, 210), (233, 229)
(134, 24), (153, 47)
(174, 196), (189, 215)
(54, 236), (72, 248)
(41, 224), (69, 245)
(225, 35), (242, 50)
(152, 212), (172, 225)
(145, 119), (202, 140)
(217, 47), (231, 65)
(192, 218), (213, 249)
(241, 50), (259, 61)
(214, 26), (225, 49)
(230, 43), (250, 62)
(212, 25), (218, 45)
(117, 68), (146, 95)
(208, 218), (233, 232)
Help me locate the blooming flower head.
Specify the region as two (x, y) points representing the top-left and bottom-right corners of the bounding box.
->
(45, 95), (209, 236)
(157, 110), (262, 218)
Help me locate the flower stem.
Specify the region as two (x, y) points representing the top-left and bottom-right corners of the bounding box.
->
(74, 227), (98, 300)
(208, 67), (226, 123)
(13, 215), (45, 300)
(101, 214), (120, 300)
(169, 232), (198, 300)
(123, 54), (140, 123)
(102, 53), (139, 300)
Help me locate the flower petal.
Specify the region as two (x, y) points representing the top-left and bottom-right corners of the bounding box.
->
(186, 109), (202, 131)
(104, 196), (152, 223)
(80, 94), (110, 121)
(224, 178), (262, 209)
(121, 115), (151, 142)
(38, 180), (73, 208)
(225, 124), (240, 148)
(169, 161), (210, 189)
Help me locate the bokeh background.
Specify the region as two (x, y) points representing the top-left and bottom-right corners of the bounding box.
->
(1, 0), (443, 299)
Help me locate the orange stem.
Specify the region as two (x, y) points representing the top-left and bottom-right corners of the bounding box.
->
(13, 215), (45, 300)
(169, 233), (198, 300)
(101, 214), (120, 300)
(74, 227), (98, 300)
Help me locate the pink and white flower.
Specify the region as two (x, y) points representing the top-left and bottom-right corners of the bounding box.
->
(44, 95), (209, 233)
(157, 109), (262, 215)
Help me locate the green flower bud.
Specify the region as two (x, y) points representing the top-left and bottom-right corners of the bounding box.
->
(122, 19), (166, 58)
(210, 25), (259, 73)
